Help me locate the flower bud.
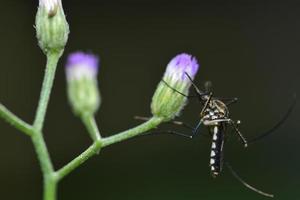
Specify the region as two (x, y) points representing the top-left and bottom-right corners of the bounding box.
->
(36, 0), (69, 54)
(151, 53), (199, 121)
(66, 52), (101, 117)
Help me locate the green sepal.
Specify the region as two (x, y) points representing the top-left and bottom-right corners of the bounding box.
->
(151, 78), (188, 121)
(35, 5), (69, 54)
(67, 78), (101, 117)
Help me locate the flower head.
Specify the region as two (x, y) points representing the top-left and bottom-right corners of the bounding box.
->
(65, 52), (101, 117)
(151, 53), (199, 121)
(66, 52), (99, 81)
(164, 53), (199, 84)
(36, 0), (69, 54)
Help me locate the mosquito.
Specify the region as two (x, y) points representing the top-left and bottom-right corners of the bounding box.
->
(136, 72), (296, 198)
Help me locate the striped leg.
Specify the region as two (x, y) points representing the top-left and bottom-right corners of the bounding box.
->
(134, 116), (203, 138)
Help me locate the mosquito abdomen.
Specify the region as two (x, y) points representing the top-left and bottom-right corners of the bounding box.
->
(210, 125), (225, 178)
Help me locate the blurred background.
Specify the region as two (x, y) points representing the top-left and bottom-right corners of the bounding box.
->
(0, 0), (299, 199)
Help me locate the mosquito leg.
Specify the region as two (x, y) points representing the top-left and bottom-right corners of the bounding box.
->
(147, 126), (206, 139)
(135, 116), (205, 139)
(203, 119), (231, 124)
(134, 116), (194, 130)
(224, 98), (238, 106)
(145, 130), (193, 138)
(190, 120), (203, 138)
(225, 162), (274, 198)
(247, 94), (296, 145)
(171, 120), (194, 130)
(134, 116), (152, 121)
(204, 119), (247, 147)
(228, 119), (248, 148)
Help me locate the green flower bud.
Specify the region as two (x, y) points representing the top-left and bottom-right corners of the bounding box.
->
(65, 52), (101, 117)
(151, 53), (199, 121)
(36, 0), (69, 54)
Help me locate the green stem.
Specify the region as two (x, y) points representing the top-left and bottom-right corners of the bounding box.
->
(0, 104), (33, 136)
(44, 175), (58, 200)
(56, 117), (163, 180)
(31, 131), (57, 200)
(101, 117), (163, 147)
(56, 141), (102, 181)
(31, 51), (61, 200)
(81, 115), (102, 142)
(33, 51), (61, 131)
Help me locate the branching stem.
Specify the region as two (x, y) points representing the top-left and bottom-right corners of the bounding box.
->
(0, 104), (33, 136)
(0, 49), (165, 200)
(56, 117), (163, 181)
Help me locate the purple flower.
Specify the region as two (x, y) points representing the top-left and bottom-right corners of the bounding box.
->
(65, 52), (101, 116)
(151, 53), (200, 121)
(65, 52), (99, 81)
(164, 53), (199, 84)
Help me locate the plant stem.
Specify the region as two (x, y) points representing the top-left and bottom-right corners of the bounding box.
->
(101, 117), (163, 147)
(31, 132), (54, 180)
(31, 130), (57, 200)
(33, 51), (61, 131)
(44, 176), (58, 200)
(0, 104), (33, 136)
(81, 115), (102, 142)
(56, 117), (163, 180)
(56, 141), (102, 181)
(31, 51), (61, 200)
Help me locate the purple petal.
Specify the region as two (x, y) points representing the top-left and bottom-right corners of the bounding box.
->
(165, 53), (199, 81)
(65, 52), (99, 81)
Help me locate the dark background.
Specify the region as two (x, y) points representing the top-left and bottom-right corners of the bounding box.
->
(0, 0), (299, 199)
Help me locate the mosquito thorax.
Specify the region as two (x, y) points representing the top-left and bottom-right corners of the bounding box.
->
(201, 99), (229, 126)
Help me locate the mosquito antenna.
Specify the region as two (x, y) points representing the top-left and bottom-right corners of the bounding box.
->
(184, 72), (207, 97)
(200, 92), (213, 115)
(161, 79), (198, 98)
(225, 162), (274, 198)
(248, 93), (296, 144)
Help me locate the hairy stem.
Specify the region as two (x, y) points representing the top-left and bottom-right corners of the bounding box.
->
(33, 51), (61, 131)
(31, 51), (62, 200)
(81, 115), (102, 142)
(0, 104), (33, 136)
(31, 130), (56, 200)
(101, 117), (163, 147)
